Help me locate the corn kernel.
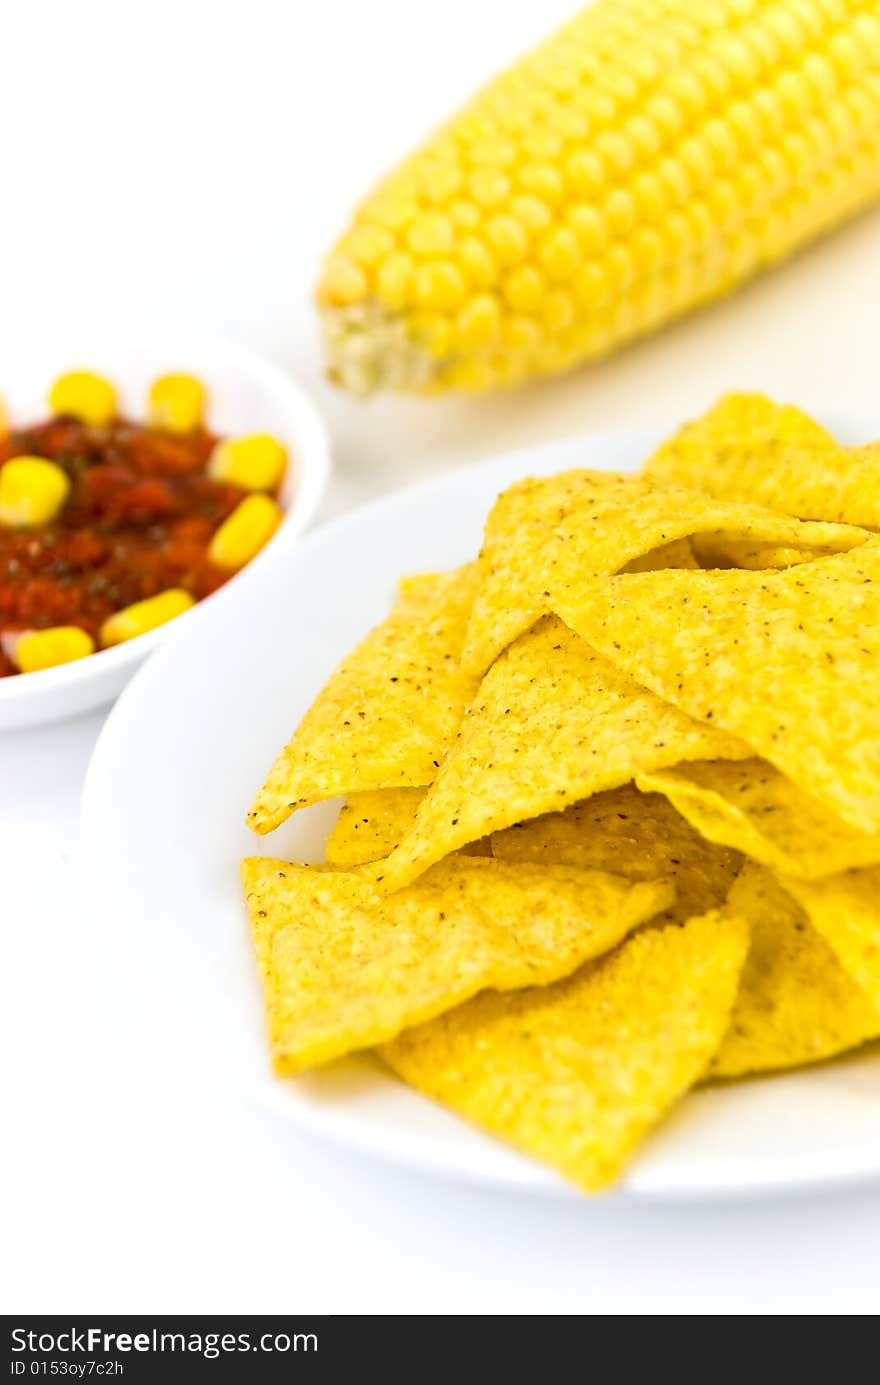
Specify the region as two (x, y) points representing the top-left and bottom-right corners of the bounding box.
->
(318, 255), (368, 306)
(538, 228), (581, 281)
(12, 626), (95, 674)
(208, 434), (287, 492)
(485, 215), (528, 266)
(415, 262), (466, 311)
(208, 494), (282, 571)
(407, 212), (454, 256)
(455, 295), (501, 350)
(48, 371), (116, 426)
(148, 374), (206, 434)
(503, 265), (545, 312)
(376, 252), (415, 309)
(342, 225), (395, 268)
(456, 237), (496, 288)
(0, 397), (7, 435)
(0, 456), (70, 528)
(468, 168), (511, 208)
(101, 589), (196, 647)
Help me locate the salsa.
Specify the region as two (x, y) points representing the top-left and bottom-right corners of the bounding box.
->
(0, 415), (258, 677)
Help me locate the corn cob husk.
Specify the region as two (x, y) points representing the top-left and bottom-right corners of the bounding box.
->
(317, 0), (880, 396)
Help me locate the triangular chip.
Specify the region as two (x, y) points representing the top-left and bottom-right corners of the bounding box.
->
(554, 543), (880, 833)
(711, 865), (880, 1079)
(636, 760), (880, 881)
(781, 869), (880, 1011)
(461, 468), (865, 674)
(689, 536), (841, 570)
(325, 789), (427, 868)
(382, 911), (748, 1194)
(371, 618), (750, 892)
(248, 564), (480, 833)
(326, 787), (491, 868)
(243, 855), (673, 1073)
(490, 784), (741, 926)
(645, 392), (880, 530)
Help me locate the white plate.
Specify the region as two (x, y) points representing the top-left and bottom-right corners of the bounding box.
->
(0, 327), (330, 728)
(81, 423), (880, 1200)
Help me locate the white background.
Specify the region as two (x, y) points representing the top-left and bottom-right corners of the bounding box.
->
(3, 0), (880, 1315)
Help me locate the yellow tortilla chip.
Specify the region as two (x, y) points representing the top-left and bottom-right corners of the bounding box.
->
(781, 869), (880, 1011)
(554, 543), (880, 833)
(711, 865), (880, 1079)
(248, 564), (480, 834)
(645, 392), (880, 530)
(325, 789), (426, 868)
(242, 855), (673, 1074)
(636, 760), (880, 882)
(620, 537), (699, 572)
(491, 784), (741, 926)
(371, 618), (750, 892)
(690, 536), (844, 570)
(460, 468), (865, 674)
(326, 788), (491, 868)
(382, 910), (748, 1193)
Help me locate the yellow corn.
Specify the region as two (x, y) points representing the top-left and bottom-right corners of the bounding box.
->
(0, 397), (7, 435)
(318, 0), (880, 395)
(148, 373), (206, 433)
(100, 589), (195, 647)
(49, 370), (117, 425)
(208, 494), (282, 570)
(208, 434), (287, 491)
(11, 627), (95, 674)
(0, 456), (70, 527)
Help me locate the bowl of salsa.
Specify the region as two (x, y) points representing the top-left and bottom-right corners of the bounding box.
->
(0, 331), (330, 728)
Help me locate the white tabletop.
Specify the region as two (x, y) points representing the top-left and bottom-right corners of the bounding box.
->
(4, 0), (880, 1315)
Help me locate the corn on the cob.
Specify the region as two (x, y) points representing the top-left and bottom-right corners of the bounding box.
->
(49, 370), (117, 424)
(0, 456), (70, 527)
(100, 589), (195, 647)
(318, 0), (880, 396)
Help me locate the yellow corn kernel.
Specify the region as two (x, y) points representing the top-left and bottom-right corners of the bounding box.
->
(148, 374), (206, 434)
(13, 626), (95, 674)
(207, 434), (288, 492)
(100, 589), (196, 648)
(0, 397), (7, 435)
(208, 494), (282, 571)
(0, 456), (70, 528)
(48, 371), (116, 425)
(319, 0), (880, 396)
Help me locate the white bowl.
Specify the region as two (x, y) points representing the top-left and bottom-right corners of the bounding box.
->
(0, 329), (331, 729)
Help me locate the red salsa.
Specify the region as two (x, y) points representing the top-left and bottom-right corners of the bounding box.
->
(0, 416), (260, 677)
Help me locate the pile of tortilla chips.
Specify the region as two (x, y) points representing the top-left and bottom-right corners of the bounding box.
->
(243, 392), (880, 1195)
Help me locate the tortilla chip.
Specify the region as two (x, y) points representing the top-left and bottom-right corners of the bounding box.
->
(460, 468), (865, 674)
(645, 392), (880, 530)
(711, 865), (880, 1079)
(620, 537), (699, 572)
(242, 855), (673, 1073)
(781, 868), (880, 1010)
(325, 789), (427, 868)
(491, 784), (741, 926)
(326, 788), (491, 867)
(554, 543), (880, 833)
(371, 618), (751, 892)
(248, 564), (480, 834)
(382, 910), (748, 1193)
(636, 760), (880, 882)
(690, 536), (844, 570)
